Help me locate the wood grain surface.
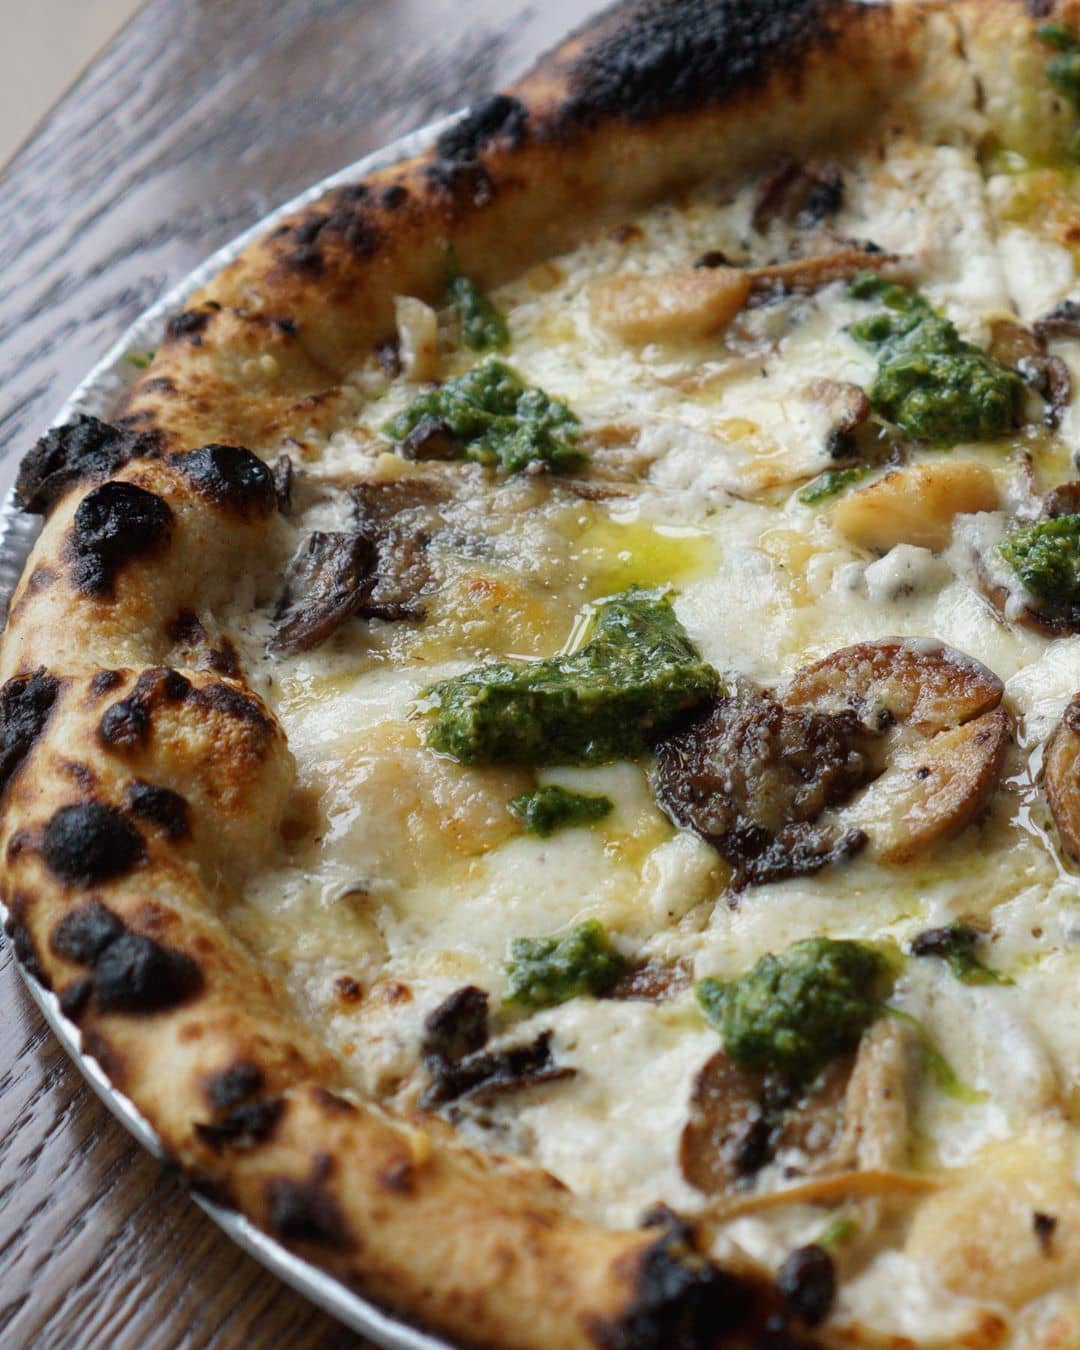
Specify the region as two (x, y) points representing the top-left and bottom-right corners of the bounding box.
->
(0, 1), (606, 1344)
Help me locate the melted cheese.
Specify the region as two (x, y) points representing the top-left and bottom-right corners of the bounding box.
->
(224, 114), (1080, 1347)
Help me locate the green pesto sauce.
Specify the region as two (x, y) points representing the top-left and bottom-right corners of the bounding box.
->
(912, 922), (1012, 987)
(383, 359), (584, 474)
(506, 920), (626, 1010)
(1038, 24), (1080, 161)
(883, 1008), (988, 1104)
(999, 513), (1080, 605)
(125, 350), (155, 369)
(425, 587), (720, 766)
(508, 784), (613, 837)
(797, 465), (869, 506)
(697, 938), (895, 1082)
(446, 272), (510, 353)
(848, 274), (1025, 447)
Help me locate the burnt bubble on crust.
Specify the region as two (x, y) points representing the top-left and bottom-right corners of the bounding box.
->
(125, 780), (192, 840)
(172, 444), (276, 520)
(266, 1154), (352, 1249)
(163, 308), (213, 345)
(561, 0), (843, 129)
(195, 1060), (284, 1151)
(51, 897), (203, 1016)
(593, 1211), (753, 1349)
(41, 803), (146, 886)
(434, 94), (528, 165)
(277, 185), (381, 278)
(98, 666), (195, 752)
(0, 669), (59, 796)
(15, 415), (160, 515)
(70, 481), (174, 596)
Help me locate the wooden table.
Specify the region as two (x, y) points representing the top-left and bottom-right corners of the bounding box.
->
(0, 2), (606, 1343)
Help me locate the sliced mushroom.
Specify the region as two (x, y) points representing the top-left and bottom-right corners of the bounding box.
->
(609, 958), (691, 1003)
(653, 688), (879, 889)
(751, 157), (845, 234)
(745, 246), (898, 305)
(804, 379), (871, 460)
(990, 318), (1071, 429)
(589, 268), (752, 344)
(785, 639), (1010, 864)
(270, 531), (375, 655)
(1042, 481), (1080, 519)
(681, 1021), (914, 1197)
(833, 459), (999, 554)
(1043, 694), (1080, 861)
(349, 476), (448, 621)
(1034, 298), (1080, 341)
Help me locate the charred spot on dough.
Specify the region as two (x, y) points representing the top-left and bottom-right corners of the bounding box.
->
(163, 308), (213, 346)
(99, 693), (151, 751)
(51, 897), (125, 964)
(194, 682), (274, 736)
(204, 1060), (264, 1111)
(434, 94), (528, 166)
(89, 670), (124, 700)
(196, 1098), (284, 1151)
(278, 185), (380, 277)
(560, 0), (844, 130)
(594, 1218), (754, 1349)
(15, 415), (160, 515)
(41, 803), (146, 886)
(125, 781), (191, 840)
(69, 481), (174, 596)
(379, 183), (410, 210)
(0, 669), (59, 797)
(51, 897), (202, 1016)
(60, 760), (98, 793)
(266, 1154), (352, 1250)
(173, 444), (275, 520)
(5, 895), (51, 988)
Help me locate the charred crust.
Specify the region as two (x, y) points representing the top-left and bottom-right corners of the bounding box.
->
(195, 1098), (285, 1151)
(167, 609), (204, 646)
(51, 898), (125, 964)
(592, 1225), (753, 1349)
(266, 1154), (352, 1249)
(15, 415), (160, 515)
(98, 694), (151, 750)
(172, 444), (276, 520)
(278, 185), (381, 277)
(0, 669), (59, 798)
(194, 682), (274, 735)
(41, 803), (146, 886)
(125, 780), (191, 840)
(434, 94), (528, 165)
(58, 975), (93, 1019)
(561, 0), (846, 130)
(379, 184), (410, 210)
(7, 901), (50, 988)
(51, 896), (202, 1015)
(164, 309), (212, 345)
(70, 481), (174, 596)
(204, 1059), (264, 1111)
(90, 670), (124, 698)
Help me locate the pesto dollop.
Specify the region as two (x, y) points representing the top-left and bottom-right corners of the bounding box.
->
(910, 922), (1012, 986)
(506, 920), (626, 1010)
(509, 784), (613, 837)
(697, 937), (895, 1081)
(426, 588), (720, 765)
(849, 274), (1024, 447)
(999, 514), (1080, 606)
(797, 465), (869, 506)
(446, 265), (510, 353)
(383, 359), (583, 474)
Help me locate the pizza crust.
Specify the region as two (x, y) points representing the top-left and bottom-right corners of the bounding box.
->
(2, 2), (1075, 1347)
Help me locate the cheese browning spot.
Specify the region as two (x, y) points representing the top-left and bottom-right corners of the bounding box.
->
(506, 920), (626, 1009)
(425, 588), (719, 765)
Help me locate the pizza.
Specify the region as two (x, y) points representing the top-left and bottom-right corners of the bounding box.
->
(6, 0), (1080, 1344)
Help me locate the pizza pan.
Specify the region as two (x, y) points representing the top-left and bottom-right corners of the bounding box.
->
(0, 114), (462, 1350)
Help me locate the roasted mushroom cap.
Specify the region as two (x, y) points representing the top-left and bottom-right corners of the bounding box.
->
(784, 638), (1010, 864)
(1044, 694), (1080, 862)
(270, 531), (375, 654)
(680, 1020), (914, 1195)
(653, 689), (878, 890)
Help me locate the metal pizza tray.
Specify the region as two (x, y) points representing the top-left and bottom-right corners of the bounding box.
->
(0, 117), (459, 1350)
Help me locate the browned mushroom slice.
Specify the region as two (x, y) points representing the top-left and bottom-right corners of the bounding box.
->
(589, 268), (752, 344)
(804, 379), (871, 459)
(1033, 298), (1080, 341)
(989, 318), (1071, 429)
(680, 1024), (913, 1196)
(785, 639), (1010, 864)
(745, 247), (898, 305)
(1044, 694), (1080, 862)
(349, 476), (447, 620)
(751, 157), (845, 234)
(270, 531), (375, 655)
(609, 958), (691, 1003)
(1042, 482), (1080, 520)
(653, 689), (880, 889)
